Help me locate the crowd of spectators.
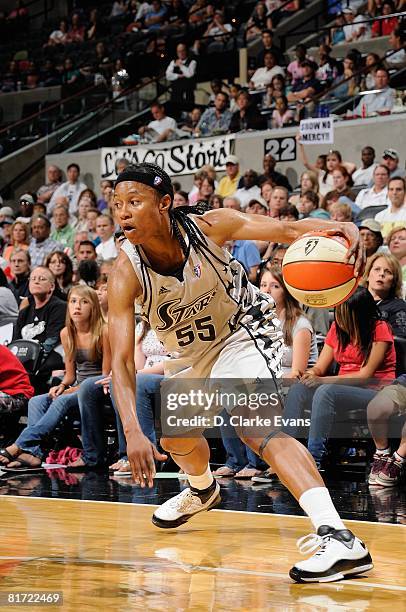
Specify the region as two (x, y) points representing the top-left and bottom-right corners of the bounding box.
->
(0, 0), (406, 486)
(0, 0), (304, 95)
(0, 135), (406, 482)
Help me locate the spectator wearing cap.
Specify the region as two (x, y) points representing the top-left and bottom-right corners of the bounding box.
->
(36, 165), (62, 204)
(359, 219), (384, 260)
(50, 205), (75, 250)
(387, 226), (406, 284)
(287, 60), (321, 105)
(0, 206), (15, 241)
(28, 214), (63, 268)
(16, 194), (34, 225)
(342, 7), (370, 42)
(355, 164), (390, 209)
(258, 153), (292, 191)
(0, 206), (15, 224)
(49, 163), (87, 216)
(381, 148), (406, 180)
(249, 51), (285, 91)
(234, 170), (261, 210)
(246, 198), (269, 216)
(352, 146), (377, 186)
(195, 92), (232, 137)
(375, 177), (406, 238)
(216, 156), (240, 198)
(354, 68), (395, 116)
(229, 90), (267, 133)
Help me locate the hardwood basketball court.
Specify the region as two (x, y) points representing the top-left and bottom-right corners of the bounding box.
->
(0, 494), (404, 610)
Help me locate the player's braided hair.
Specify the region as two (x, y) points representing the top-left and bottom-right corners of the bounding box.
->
(114, 162), (211, 255)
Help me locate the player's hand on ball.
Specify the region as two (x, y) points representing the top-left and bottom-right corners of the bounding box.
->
(127, 431), (167, 488)
(325, 223), (365, 278)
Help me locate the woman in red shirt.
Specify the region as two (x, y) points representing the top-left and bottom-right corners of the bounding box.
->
(371, 1), (399, 37)
(0, 345), (33, 415)
(284, 287), (396, 468)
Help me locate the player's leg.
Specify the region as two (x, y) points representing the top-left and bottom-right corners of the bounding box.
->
(239, 431), (373, 583)
(152, 434), (220, 528)
(367, 389), (396, 484)
(368, 385), (406, 486)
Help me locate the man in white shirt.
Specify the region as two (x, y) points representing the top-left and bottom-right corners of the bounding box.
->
(354, 68), (395, 116)
(249, 51), (285, 90)
(355, 164), (389, 209)
(122, 103), (177, 145)
(166, 43), (197, 105)
(352, 146), (377, 186)
(49, 163), (87, 216)
(375, 177), (406, 239)
(234, 169), (261, 209)
(386, 28), (406, 70)
(95, 214), (118, 260)
(343, 8), (369, 42)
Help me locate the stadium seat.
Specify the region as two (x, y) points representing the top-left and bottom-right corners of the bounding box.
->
(355, 205), (387, 223)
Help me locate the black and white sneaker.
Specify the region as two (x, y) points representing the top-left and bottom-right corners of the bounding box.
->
(289, 525), (373, 583)
(152, 481), (221, 529)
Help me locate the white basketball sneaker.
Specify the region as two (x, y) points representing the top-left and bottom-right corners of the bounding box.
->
(289, 525), (373, 583)
(152, 481), (221, 528)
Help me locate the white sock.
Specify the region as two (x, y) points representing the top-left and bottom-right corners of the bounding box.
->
(376, 447), (391, 455)
(187, 465), (214, 491)
(394, 451), (406, 463)
(299, 487), (346, 532)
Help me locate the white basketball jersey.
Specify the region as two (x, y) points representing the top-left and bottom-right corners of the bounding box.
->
(121, 217), (283, 377)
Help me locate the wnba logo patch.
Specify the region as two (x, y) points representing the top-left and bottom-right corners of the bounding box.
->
(193, 264), (201, 278)
(304, 238), (319, 256)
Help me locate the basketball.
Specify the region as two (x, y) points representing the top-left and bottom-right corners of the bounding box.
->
(282, 232), (359, 308)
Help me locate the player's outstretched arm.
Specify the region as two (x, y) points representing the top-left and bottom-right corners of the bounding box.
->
(108, 253), (167, 486)
(197, 209), (365, 277)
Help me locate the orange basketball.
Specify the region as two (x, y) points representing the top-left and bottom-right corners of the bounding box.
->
(282, 231), (360, 308)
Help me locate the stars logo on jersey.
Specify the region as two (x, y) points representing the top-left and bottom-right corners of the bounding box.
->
(159, 286), (170, 295)
(193, 264), (201, 278)
(156, 287), (217, 331)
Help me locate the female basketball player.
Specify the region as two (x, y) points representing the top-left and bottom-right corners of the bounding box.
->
(108, 163), (372, 583)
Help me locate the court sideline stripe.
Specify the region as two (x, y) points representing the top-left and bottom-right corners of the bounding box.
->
(0, 555), (404, 593)
(2, 494), (404, 528)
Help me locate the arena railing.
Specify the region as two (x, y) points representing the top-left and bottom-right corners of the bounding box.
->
(0, 73), (166, 197)
(279, 10), (406, 52)
(298, 45), (406, 118)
